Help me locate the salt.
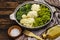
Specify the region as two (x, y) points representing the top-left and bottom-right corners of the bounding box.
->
(10, 28), (20, 37)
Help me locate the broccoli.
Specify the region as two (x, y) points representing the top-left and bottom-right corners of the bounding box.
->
(33, 4), (51, 27)
(16, 4), (32, 21)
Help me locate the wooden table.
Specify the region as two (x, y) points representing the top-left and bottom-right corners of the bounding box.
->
(0, 0), (60, 40)
(0, 0), (33, 40)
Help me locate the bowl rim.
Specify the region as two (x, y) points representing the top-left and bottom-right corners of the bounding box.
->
(13, 1), (53, 29)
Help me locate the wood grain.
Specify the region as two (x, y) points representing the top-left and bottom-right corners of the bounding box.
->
(0, 2), (18, 8)
(0, 0), (32, 2)
(0, 11), (13, 15)
(0, 0), (34, 40)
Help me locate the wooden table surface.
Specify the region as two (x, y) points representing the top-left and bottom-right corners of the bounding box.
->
(0, 0), (60, 40)
(0, 0), (33, 40)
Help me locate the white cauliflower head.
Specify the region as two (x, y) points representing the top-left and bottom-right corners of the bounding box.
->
(20, 19), (27, 24)
(31, 4), (40, 11)
(27, 11), (38, 18)
(22, 14), (27, 19)
(20, 18), (35, 27)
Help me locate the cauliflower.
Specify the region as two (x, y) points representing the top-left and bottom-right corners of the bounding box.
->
(24, 24), (32, 28)
(31, 4), (40, 11)
(27, 18), (35, 24)
(22, 14), (27, 19)
(20, 19), (27, 24)
(27, 11), (38, 18)
(20, 18), (35, 27)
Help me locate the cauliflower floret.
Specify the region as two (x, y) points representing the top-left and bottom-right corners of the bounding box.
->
(20, 18), (35, 27)
(20, 19), (27, 24)
(22, 14), (27, 19)
(27, 18), (35, 24)
(24, 23), (32, 28)
(20, 18), (35, 24)
(31, 4), (40, 11)
(27, 11), (38, 18)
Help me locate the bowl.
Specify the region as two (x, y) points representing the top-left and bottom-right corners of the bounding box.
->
(10, 1), (56, 30)
(8, 25), (22, 38)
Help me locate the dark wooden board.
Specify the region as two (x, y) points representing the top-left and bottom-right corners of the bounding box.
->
(0, 0), (33, 40)
(0, 0), (60, 40)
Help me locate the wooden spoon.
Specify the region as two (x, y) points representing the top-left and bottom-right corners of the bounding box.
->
(23, 30), (44, 40)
